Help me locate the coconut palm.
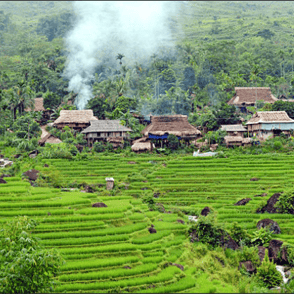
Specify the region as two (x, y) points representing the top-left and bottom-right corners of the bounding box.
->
(116, 53), (125, 65)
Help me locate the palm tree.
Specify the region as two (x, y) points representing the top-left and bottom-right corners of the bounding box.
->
(116, 53), (125, 65)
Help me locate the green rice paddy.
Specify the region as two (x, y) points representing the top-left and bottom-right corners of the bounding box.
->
(1, 153), (294, 292)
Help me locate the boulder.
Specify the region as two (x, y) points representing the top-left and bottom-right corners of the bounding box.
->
(201, 206), (211, 216)
(0, 178), (7, 184)
(239, 261), (256, 273)
(258, 246), (266, 262)
(279, 246), (289, 265)
(92, 202), (107, 208)
(23, 169), (40, 181)
(220, 232), (239, 250)
(256, 193), (281, 213)
(256, 219), (281, 234)
(148, 226), (157, 234)
(268, 239), (283, 263)
(84, 185), (95, 193)
(235, 198), (252, 206)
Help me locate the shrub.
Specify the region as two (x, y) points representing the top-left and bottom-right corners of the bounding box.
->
(229, 222), (251, 246)
(93, 141), (105, 153)
(239, 246), (261, 269)
(167, 134), (179, 150)
(256, 249), (283, 288)
(251, 227), (273, 247)
(275, 189), (294, 214)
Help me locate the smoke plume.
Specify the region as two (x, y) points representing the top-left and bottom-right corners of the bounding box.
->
(63, 1), (179, 109)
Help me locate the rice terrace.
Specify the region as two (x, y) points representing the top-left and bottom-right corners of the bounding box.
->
(2, 1), (294, 293)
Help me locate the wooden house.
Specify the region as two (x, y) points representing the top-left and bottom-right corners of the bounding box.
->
(38, 134), (62, 146)
(224, 136), (252, 147)
(246, 111), (294, 139)
(25, 98), (46, 112)
(131, 137), (154, 153)
(53, 110), (98, 132)
(228, 87), (277, 112)
(220, 124), (247, 137)
(141, 115), (201, 147)
(81, 120), (133, 147)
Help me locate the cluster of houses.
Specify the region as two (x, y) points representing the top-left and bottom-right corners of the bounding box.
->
(30, 87), (294, 152)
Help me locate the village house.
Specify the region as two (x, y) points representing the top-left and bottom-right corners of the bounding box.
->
(141, 115), (201, 147)
(81, 120), (133, 147)
(228, 87), (278, 112)
(38, 133), (62, 146)
(220, 124), (247, 137)
(246, 111), (294, 140)
(131, 137), (154, 153)
(53, 110), (98, 132)
(25, 98), (46, 112)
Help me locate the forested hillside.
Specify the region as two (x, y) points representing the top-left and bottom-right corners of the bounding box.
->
(1, 1), (294, 124)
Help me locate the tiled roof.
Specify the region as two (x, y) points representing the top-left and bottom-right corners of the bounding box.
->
(81, 120), (133, 133)
(246, 111), (294, 124)
(228, 87), (277, 106)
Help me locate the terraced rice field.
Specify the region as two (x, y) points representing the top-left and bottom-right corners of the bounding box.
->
(1, 153), (294, 292)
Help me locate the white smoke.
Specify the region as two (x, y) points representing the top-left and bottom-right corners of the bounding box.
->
(63, 1), (179, 109)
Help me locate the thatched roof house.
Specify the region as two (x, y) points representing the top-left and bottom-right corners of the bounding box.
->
(220, 124), (247, 137)
(38, 133), (62, 146)
(141, 115), (201, 139)
(228, 87), (277, 111)
(25, 98), (45, 112)
(81, 120), (133, 146)
(131, 137), (154, 153)
(53, 110), (98, 131)
(224, 136), (252, 147)
(246, 111), (294, 139)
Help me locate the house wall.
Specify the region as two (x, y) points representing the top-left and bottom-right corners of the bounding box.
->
(261, 123), (294, 131)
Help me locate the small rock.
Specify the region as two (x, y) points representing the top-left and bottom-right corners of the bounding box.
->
(14, 154), (21, 159)
(235, 198), (251, 206)
(148, 227), (157, 234)
(177, 219), (185, 224)
(258, 246), (266, 262)
(254, 193), (268, 197)
(124, 266), (131, 269)
(92, 202), (107, 208)
(201, 206), (211, 216)
(47, 212), (51, 216)
(239, 261), (255, 273)
(250, 177), (259, 181)
(256, 219), (281, 234)
(153, 193), (160, 198)
(44, 164), (49, 167)
(23, 169), (40, 181)
(141, 187), (148, 190)
(128, 161), (137, 164)
(0, 178), (7, 184)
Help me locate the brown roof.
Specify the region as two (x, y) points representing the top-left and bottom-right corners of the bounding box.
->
(81, 120), (133, 133)
(25, 98), (45, 112)
(53, 110), (98, 125)
(38, 133), (62, 144)
(224, 136), (243, 143)
(220, 124), (247, 132)
(141, 115), (201, 137)
(228, 87), (277, 106)
(246, 111), (294, 125)
(131, 142), (153, 151)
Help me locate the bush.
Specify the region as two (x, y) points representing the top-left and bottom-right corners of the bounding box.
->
(256, 249), (283, 288)
(275, 189), (294, 214)
(251, 227), (273, 247)
(93, 141), (105, 153)
(229, 222), (251, 246)
(167, 134), (179, 150)
(239, 246), (261, 269)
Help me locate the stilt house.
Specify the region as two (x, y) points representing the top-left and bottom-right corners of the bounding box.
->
(141, 115), (201, 147)
(246, 111), (294, 139)
(53, 110), (98, 132)
(228, 87), (277, 112)
(220, 124), (247, 137)
(81, 120), (133, 147)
